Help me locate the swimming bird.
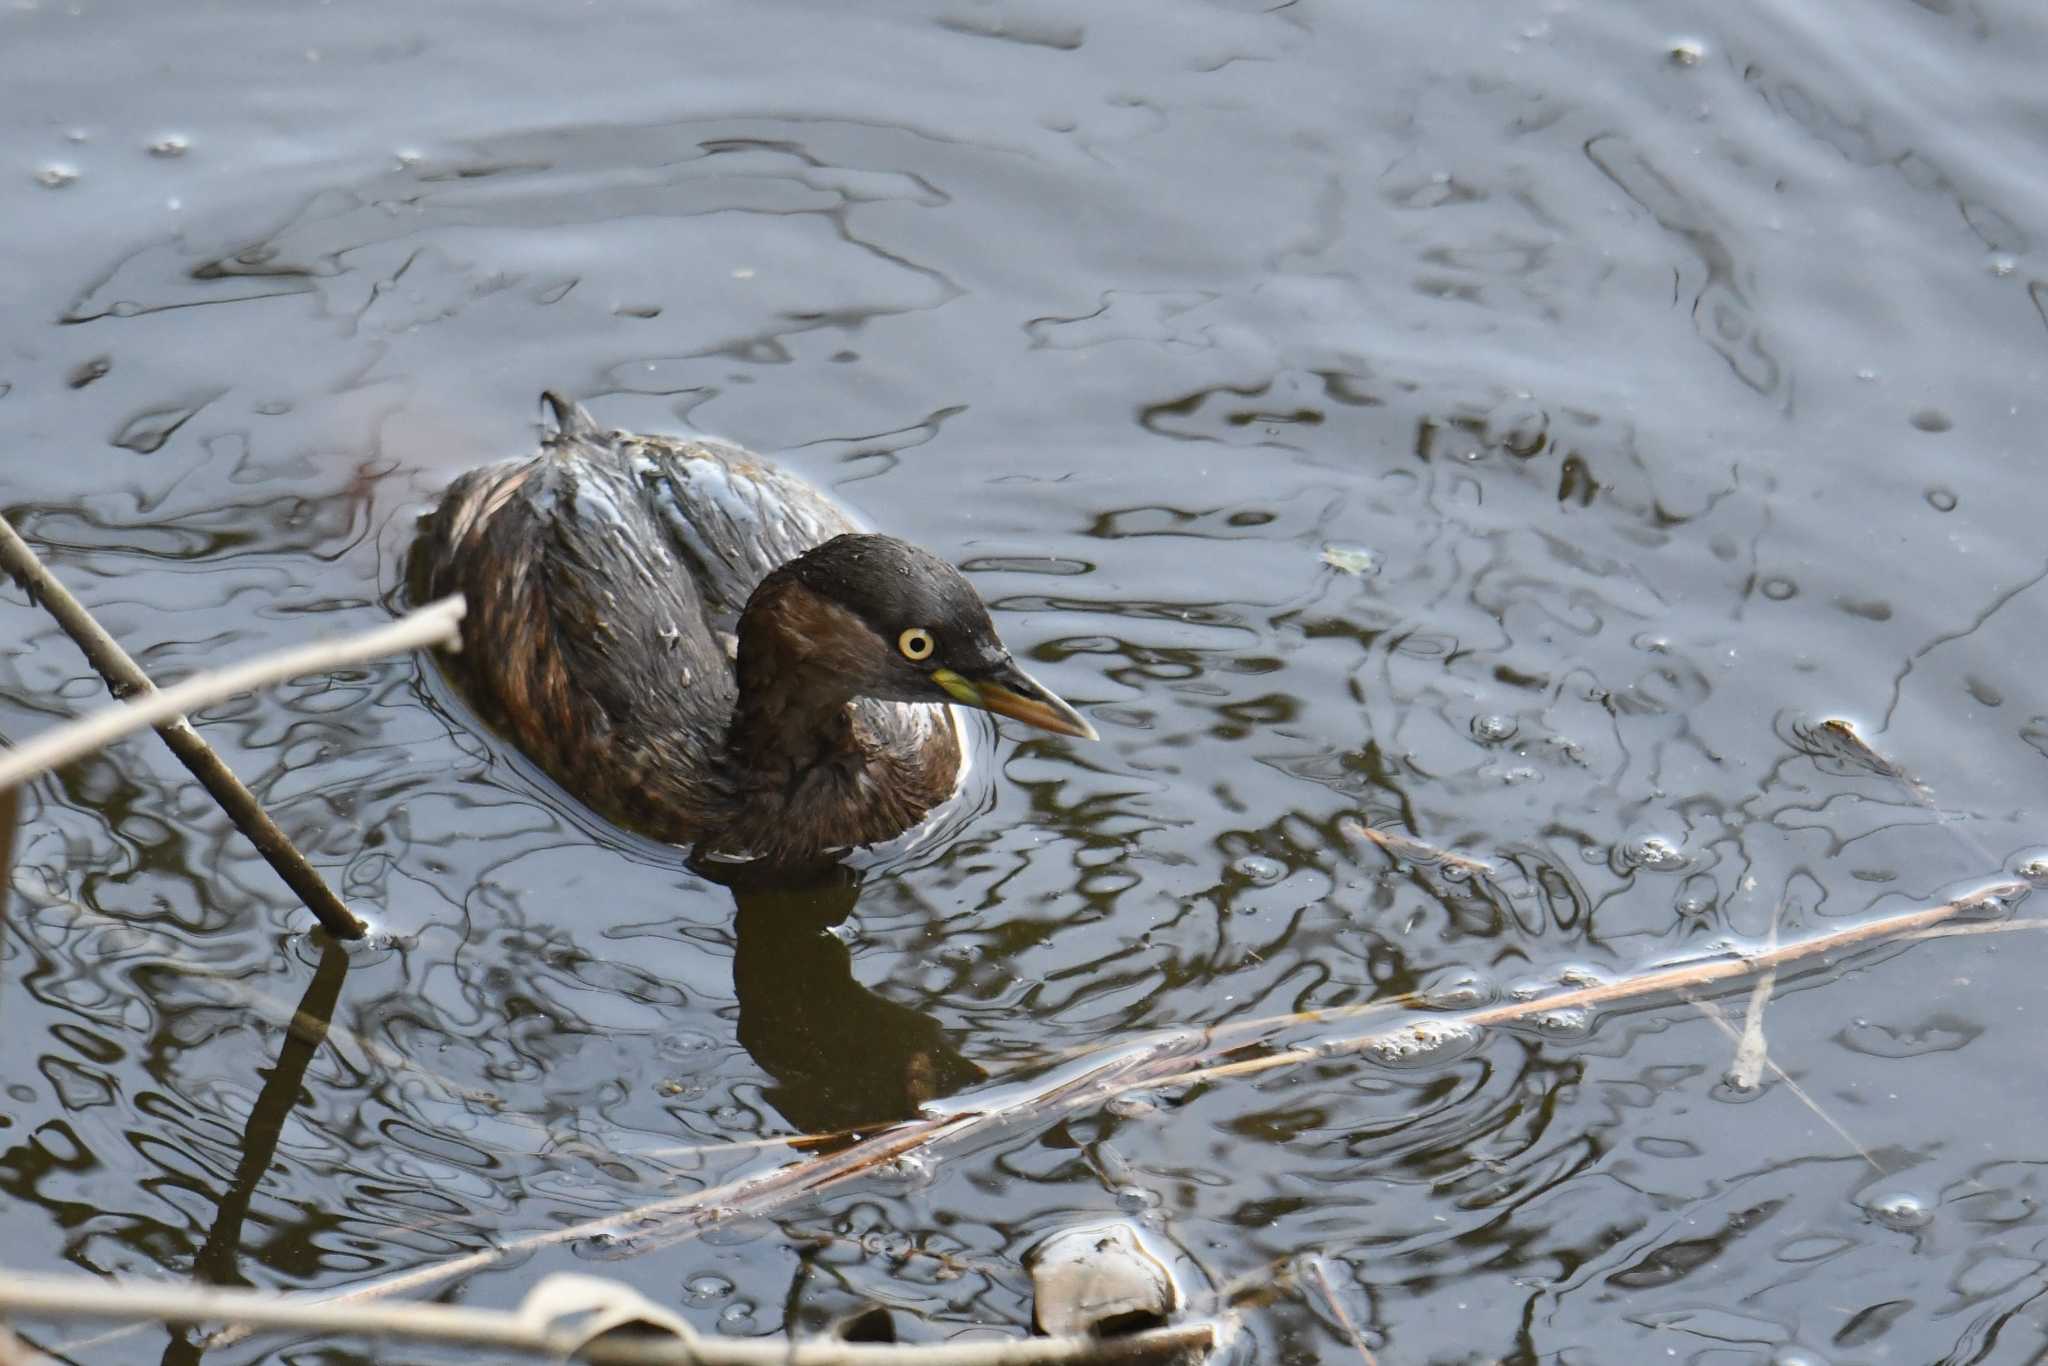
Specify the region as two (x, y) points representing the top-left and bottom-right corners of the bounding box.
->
(408, 393), (1094, 864)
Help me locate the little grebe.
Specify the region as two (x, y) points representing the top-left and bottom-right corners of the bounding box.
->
(409, 393), (1095, 864)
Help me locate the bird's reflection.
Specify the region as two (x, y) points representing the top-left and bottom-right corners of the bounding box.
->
(164, 933), (350, 1366)
(713, 860), (985, 1137)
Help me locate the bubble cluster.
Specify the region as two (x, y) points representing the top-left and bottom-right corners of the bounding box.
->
(1367, 1019), (1480, 1066)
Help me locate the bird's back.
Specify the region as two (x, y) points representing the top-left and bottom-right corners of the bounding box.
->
(407, 399), (869, 843)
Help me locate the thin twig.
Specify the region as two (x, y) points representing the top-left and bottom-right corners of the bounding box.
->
(0, 509), (463, 938)
(237, 879), (2019, 1321)
(1818, 718), (2002, 869)
(1727, 899), (1781, 1090)
(1342, 816), (1496, 878)
(0, 1273), (1221, 1365)
(0, 586), (465, 794)
(1147, 882), (2014, 1093)
(1299, 1256), (1378, 1366)
(1686, 993), (1877, 1170)
(0, 1324), (54, 1366)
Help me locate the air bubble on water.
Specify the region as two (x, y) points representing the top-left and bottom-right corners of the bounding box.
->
(1233, 854), (1285, 885)
(1554, 965), (1607, 989)
(34, 163), (79, 188)
(1115, 1185), (1161, 1212)
(147, 134), (189, 158)
(1667, 37), (1707, 65)
(1990, 253), (2017, 277)
(687, 1273), (734, 1303)
(1770, 1351), (1831, 1366)
(1471, 713), (1518, 743)
(718, 1301), (757, 1327)
(571, 1228), (632, 1259)
(1863, 1191), (1932, 1232)
(1675, 877), (1717, 918)
(1925, 487), (1957, 512)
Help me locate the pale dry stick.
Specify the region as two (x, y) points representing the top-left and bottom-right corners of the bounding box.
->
(1342, 816), (1498, 879)
(0, 513), (463, 939)
(1105, 882), (2018, 1095)
(0, 1273), (1224, 1365)
(250, 880), (2020, 1331)
(1819, 718), (2006, 871)
(1685, 992), (1878, 1171)
(1910, 919), (2048, 941)
(1299, 1256), (1380, 1366)
(199, 1040), (1183, 1347)
(0, 1323), (54, 1366)
(1728, 899), (1782, 1091)
(0, 591), (465, 793)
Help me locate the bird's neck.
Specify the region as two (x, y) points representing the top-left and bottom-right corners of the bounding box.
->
(723, 575), (870, 780)
(712, 576), (955, 860)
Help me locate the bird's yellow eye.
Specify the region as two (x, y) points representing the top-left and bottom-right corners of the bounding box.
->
(898, 627), (935, 661)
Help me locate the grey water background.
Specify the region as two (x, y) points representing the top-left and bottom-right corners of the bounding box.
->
(3, 0), (2047, 1360)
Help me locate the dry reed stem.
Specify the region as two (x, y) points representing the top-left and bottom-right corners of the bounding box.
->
(0, 1273), (1223, 1365)
(1143, 882), (2014, 1093)
(233, 879), (2017, 1324)
(1819, 717), (2004, 870)
(0, 593), (465, 792)
(0, 513), (463, 939)
(1728, 900), (1781, 1090)
(1342, 816), (1497, 877)
(1685, 993), (1877, 1170)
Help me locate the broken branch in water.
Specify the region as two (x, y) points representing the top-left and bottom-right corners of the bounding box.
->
(214, 877), (2022, 1323)
(0, 589), (466, 795)
(1340, 816), (1497, 879)
(0, 508), (465, 940)
(0, 1270), (1225, 1366)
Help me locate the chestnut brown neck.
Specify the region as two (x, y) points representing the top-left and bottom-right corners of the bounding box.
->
(713, 575), (961, 860)
(724, 576), (879, 785)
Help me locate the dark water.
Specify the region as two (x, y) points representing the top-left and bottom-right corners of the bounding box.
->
(4, 0), (2047, 1360)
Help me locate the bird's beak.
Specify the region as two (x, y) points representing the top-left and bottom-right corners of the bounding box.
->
(931, 661), (1098, 741)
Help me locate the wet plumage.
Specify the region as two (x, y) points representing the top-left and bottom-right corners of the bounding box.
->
(408, 394), (1092, 864)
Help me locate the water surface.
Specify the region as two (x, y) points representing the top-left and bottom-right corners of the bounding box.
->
(4, 1), (2047, 1360)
